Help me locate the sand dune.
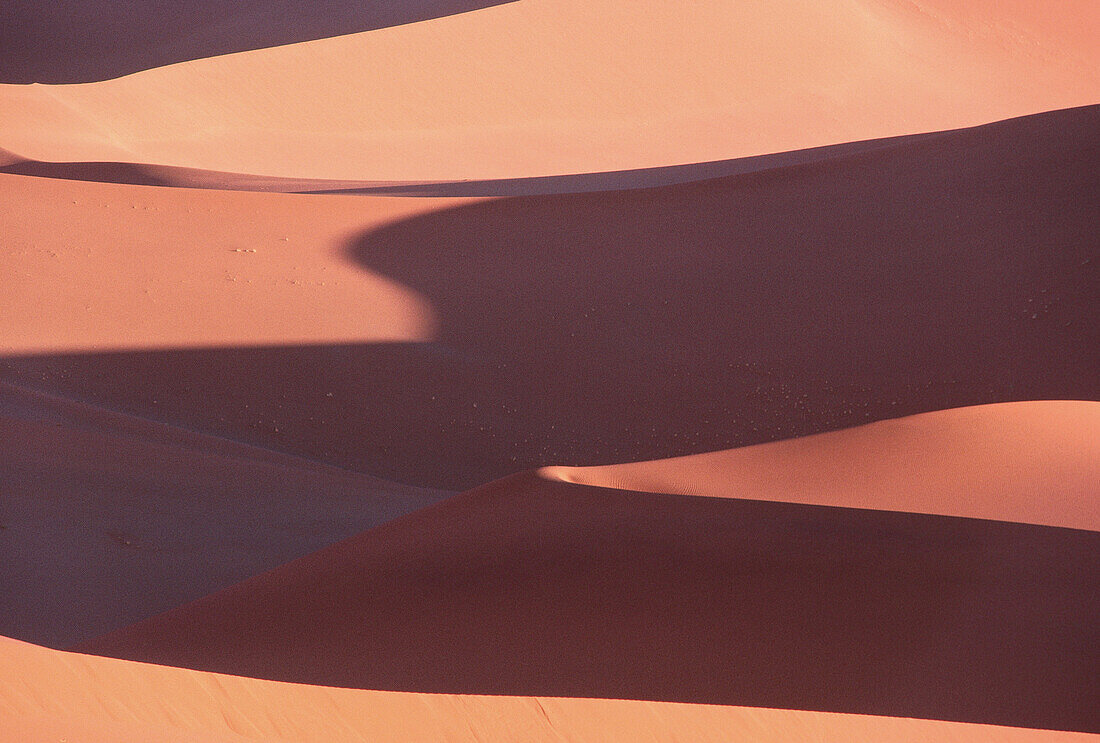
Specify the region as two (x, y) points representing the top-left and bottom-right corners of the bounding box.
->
(4, 105), (1095, 489)
(1, 0), (1097, 181)
(7, 637), (1094, 743)
(0, 170), (456, 354)
(4, 2), (1097, 740)
(0, 126), (946, 196)
(77, 402), (1100, 732)
(0, 380), (447, 647)
(0, 0), (516, 84)
(545, 401), (1100, 530)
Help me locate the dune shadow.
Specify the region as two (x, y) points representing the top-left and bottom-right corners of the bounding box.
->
(77, 478), (1100, 732)
(1, 106), (1097, 491)
(0, 0), (516, 83)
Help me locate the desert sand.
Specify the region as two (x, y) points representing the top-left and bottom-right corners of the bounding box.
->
(2, 0), (1098, 181)
(2, 0), (1097, 741)
(546, 401), (1100, 530)
(7, 636), (1097, 743)
(76, 402), (1100, 732)
(4, 104), (1096, 489)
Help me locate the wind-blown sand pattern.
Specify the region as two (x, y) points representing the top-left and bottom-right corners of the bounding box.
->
(2, 1), (1097, 740)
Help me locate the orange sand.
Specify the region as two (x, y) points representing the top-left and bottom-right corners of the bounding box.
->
(545, 401), (1100, 530)
(5, 636), (1094, 743)
(2, 0), (1097, 181)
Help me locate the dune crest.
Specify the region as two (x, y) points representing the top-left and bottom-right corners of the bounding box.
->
(77, 403), (1100, 732)
(544, 401), (1100, 531)
(1, 0), (1097, 180)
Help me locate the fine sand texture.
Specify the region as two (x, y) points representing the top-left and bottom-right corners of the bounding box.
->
(3, 2), (1098, 741)
(1, 0), (1097, 181)
(4, 105), (1096, 490)
(5, 636), (1096, 743)
(77, 404), (1100, 732)
(544, 401), (1100, 531)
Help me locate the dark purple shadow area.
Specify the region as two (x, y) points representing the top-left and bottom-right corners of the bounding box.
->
(1, 106), (1097, 490)
(78, 477), (1100, 732)
(0, 0), (516, 83)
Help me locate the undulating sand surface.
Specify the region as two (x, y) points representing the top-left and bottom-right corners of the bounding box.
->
(545, 401), (1100, 530)
(8, 637), (1096, 743)
(78, 402), (1100, 732)
(0, 380), (448, 647)
(4, 1), (1098, 740)
(1, 0), (1097, 181)
(4, 104), (1095, 489)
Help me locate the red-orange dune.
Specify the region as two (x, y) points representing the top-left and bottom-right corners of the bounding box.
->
(6, 637), (1094, 743)
(1, 0), (1097, 182)
(545, 401), (1100, 531)
(4, 104), (1096, 490)
(77, 403), (1100, 732)
(2, 2), (1097, 740)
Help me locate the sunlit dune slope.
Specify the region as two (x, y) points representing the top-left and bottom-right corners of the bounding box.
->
(77, 403), (1100, 732)
(0, 171), (459, 354)
(545, 401), (1100, 530)
(1, 0), (1097, 180)
(3, 105), (1095, 489)
(5, 637), (1093, 743)
(0, 381), (448, 647)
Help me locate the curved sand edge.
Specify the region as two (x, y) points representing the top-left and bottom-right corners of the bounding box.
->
(2, 635), (1094, 743)
(542, 401), (1100, 531)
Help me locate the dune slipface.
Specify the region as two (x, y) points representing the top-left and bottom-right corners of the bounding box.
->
(76, 404), (1100, 733)
(3, 0), (1098, 741)
(4, 105), (1096, 489)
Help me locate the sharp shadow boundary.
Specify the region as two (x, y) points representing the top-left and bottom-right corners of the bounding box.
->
(0, 0), (517, 83)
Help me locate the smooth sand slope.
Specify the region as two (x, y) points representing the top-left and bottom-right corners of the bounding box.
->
(0, 169), (458, 354)
(78, 404), (1100, 732)
(0, 380), (448, 647)
(1, 0), (1097, 181)
(8, 637), (1096, 743)
(0, 0), (516, 84)
(4, 105), (1096, 489)
(545, 401), (1100, 531)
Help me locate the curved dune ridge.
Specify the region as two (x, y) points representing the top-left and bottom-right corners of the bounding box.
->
(5, 638), (1095, 743)
(3, 104), (1096, 489)
(544, 401), (1100, 531)
(3, 1), (1098, 740)
(1, 0), (1098, 181)
(76, 404), (1100, 733)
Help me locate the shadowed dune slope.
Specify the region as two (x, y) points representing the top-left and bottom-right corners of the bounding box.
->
(3, 105), (1095, 489)
(5, 638), (1094, 743)
(78, 403), (1100, 732)
(545, 401), (1100, 531)
(1, 0), (1096, 180)
(0, 381), (448, 647)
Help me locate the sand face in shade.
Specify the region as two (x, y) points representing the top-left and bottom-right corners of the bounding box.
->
(2, 1), (1097, 740)
(76, 404), (1100, 733)
(1, 0), (1097, 181)
(0, 380), (448, 647)
(4, 105), (1095, 489)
